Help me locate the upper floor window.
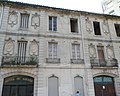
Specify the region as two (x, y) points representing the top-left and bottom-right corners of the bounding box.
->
(97, 46), (105, 60)
(49, 16), (57, 31)
(70, 18), (78, 33)
(72, 44), (80, 59)
(93, 21), (101, 35)
(20, 13), (29, 29)
(17, 41), (27, 63)
(114, 24), (120, 37)
(48, 42), (58, 58)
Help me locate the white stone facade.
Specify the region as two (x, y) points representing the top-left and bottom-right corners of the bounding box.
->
(0, 1), (120, 96)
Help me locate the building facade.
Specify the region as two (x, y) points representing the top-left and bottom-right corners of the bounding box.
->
(102, 0), (120, 15)
(0, 1), (120, 96)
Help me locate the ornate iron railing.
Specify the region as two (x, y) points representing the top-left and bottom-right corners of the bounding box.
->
(90, 58), (118, 68)
(46, 58), (60, 63)
(1, 56), (38, 66)
(71, 59), (84, 64)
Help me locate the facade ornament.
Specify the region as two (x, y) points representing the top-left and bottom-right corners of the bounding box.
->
(8, 11), (18, 27)
(102, 20), (109, 35)
(30, 39), (39, 56)
(85, 17), (92, 33)
(31, 13), (40, 29)
(106, 45), (114, 59)
(89, 43), (96, 58)
(4, 38), (14, 55)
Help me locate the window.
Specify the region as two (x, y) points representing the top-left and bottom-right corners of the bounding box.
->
(97, 46), (105, 60)
(20, 13), (29, 29)
(49, 16), (57, 31)
(70, 18), (78, 33)
(114, 24), (120, 37)
(48, 76), (59, 96)
(109, 10), (115, 15)
(72, 44), (80, 59)
(74, 76), (84, 96)
(48, 42), (57, 58)
(17, 41), (27, 63)
(93, 21), (101, 35)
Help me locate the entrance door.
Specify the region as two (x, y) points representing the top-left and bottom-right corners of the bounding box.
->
(94, 76), (116, 96)
(2, 75), (34, 96)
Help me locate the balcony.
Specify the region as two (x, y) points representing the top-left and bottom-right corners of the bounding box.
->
(71, 59), (84, 64)
(1, 56), (38, 67)
(46, 58), (60, 63)
(90, 58), (118, 68)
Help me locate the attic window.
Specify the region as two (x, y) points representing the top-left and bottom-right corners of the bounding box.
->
(70, 18), (78, 33)
(114, 24), (120, 37)
(93, 21), (101, 35)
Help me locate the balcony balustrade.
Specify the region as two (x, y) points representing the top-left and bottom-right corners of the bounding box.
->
(90, 58), (118, 68)
(1, 56), (38, 67)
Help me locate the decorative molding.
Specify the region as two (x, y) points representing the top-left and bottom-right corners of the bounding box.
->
(102, 20), (109, 35)
(106, 45), (114, 59)
(29, 39), (39, 56)
(89, 43), (96, 58)
(85, 17), (92, 33)
(4, 38), (14, 55)
(31, 13), (40, 29)
(8, 11), (18, 27)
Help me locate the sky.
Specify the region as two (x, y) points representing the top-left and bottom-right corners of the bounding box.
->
(11, 0), (104, 14)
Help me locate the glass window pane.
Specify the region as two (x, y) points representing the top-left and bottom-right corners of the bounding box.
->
(94, 77), (102, 82)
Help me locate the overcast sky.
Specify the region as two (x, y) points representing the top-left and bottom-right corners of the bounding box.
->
(11, 0), (103, 14)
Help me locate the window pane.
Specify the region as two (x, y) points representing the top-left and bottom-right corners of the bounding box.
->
(103, 77), (112, 82)
(49, 17), (52, 31)
(94, 77), (102, 82)
(53, 17), (57, 31)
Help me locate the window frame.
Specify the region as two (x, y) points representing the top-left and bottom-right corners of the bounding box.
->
(49, 16), (57, 32)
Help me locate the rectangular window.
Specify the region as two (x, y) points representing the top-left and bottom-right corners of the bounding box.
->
(114, 24), (120, 37)
(17, 41), (27, 63)
(48, 42), (57, 58)
(93, 21), (101, 35)
(49, 16), (57, 31)
(72, 44), (80, 59)
(97, 46), (105, 60)
(70, 18), (78, 33)
(20, 13), (29, 29)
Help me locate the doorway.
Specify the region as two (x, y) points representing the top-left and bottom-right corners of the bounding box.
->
(2, 75), (34, 96)
(94, 76), (116, 96)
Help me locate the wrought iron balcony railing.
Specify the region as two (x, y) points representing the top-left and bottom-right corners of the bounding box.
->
(46, 58), (60, 63)
(71, 59), (84, 64)
(90, 58), (118, 68)
(1, 56), (38, 67)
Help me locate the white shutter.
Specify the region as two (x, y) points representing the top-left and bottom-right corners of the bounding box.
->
(48, 76), (59, 96)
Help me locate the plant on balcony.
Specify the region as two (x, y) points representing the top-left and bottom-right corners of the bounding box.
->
(26, 56), (38, 65)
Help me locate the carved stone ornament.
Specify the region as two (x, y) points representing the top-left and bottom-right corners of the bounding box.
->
(89, 43), (96, 58)
(30, 40), (39, 56)
(102, 20), (109, 35)
(31, 13), (40, 29)
(85, 18), (92, 33)
(8, 11), (18, 27)
(106, 45), (114, 59)
(4, 38), (14, 55)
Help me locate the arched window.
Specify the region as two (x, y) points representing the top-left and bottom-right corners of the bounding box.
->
(2, 75), (34, 96)
(74, 76), (84, 96)
(48, 76), (59, 96)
